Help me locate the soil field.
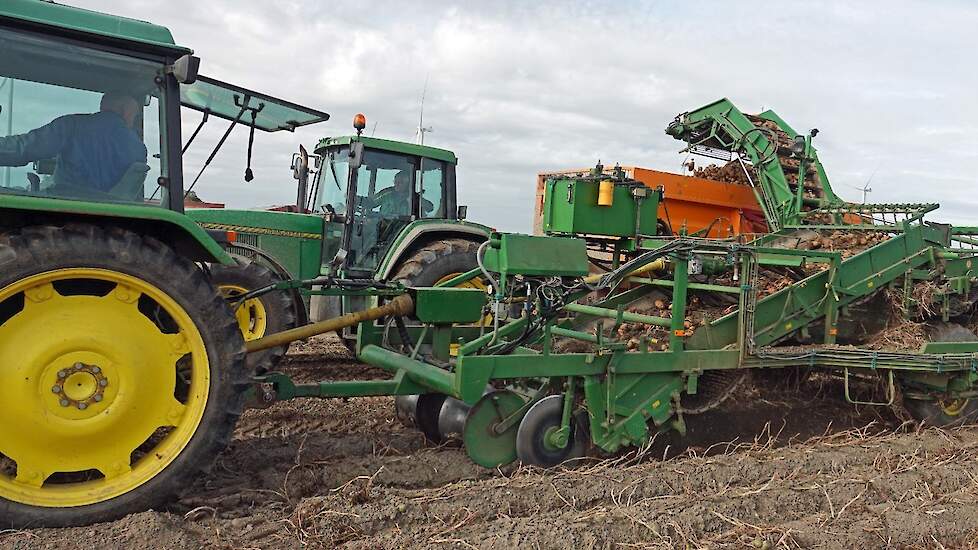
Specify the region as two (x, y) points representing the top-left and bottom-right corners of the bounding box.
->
(7, 336), (978, 549)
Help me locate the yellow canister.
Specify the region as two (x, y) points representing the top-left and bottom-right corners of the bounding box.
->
(597, 180), (614, 206)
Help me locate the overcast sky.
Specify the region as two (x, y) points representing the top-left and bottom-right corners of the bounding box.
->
(75, 0), (978, 232)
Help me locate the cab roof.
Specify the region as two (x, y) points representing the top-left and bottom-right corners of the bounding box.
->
(316, 136), (458, 164)
(0, 0), (191, 56)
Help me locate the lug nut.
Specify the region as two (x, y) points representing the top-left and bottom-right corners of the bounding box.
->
(77, 402), (87, 410)
(59, 399), (69, 407)
(91, 366), (101, 374)
(99, 379), (109, 387)
(94, 395), (103, 402)
(73, 362), (83, 370)
(51, 385), (61, 393)
(57, 370), (66, 379)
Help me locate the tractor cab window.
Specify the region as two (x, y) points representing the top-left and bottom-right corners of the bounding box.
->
(317, 145), (349, 215)
(418, 158), (446, 219)
(0, 28), (167, 205)
(348, 148), (417, 272)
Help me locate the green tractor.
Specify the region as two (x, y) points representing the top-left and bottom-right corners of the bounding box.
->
(185, 118), (492, 368)
(0, 0), (329, 527)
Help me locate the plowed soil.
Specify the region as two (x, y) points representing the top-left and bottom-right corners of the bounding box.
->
(8, 336), (978, 549)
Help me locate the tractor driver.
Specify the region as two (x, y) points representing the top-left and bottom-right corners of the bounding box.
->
(373, 170), (434, 217)
(0, 92), (148, 196)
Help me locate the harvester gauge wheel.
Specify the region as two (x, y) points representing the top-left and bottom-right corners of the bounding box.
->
(903, 323), (978, 427)
(516, 395), (588, 467)
(904, 397), (978, 426)
(462, 390), (525, 468)
(0, 224), (245, 528)
(415, 393), (447, 443)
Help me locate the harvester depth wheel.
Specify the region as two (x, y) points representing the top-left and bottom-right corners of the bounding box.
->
(516, 395), (588, 467)
(211, 258), (297, 374)
(415, 393), (447, 444)
(903, 323), (978, 426)
(0, 225), (246, 528)
(904, 397), (978, 426)
(462, 390), (524, 468)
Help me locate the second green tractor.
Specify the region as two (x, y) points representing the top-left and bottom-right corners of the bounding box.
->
(187, 125), (492, 372)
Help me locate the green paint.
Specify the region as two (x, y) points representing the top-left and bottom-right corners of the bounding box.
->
(316, 135), (457, 164)
(0, 0), (190, 54)
(413, 287), (487, 324)
(0, 194), (231, 263)
(482, 233), (589, 279)
(542, 177), (661, 237)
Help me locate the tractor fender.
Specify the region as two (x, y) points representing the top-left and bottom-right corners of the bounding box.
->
(0, 195), (233, 264)
(375, 220), (491, 280)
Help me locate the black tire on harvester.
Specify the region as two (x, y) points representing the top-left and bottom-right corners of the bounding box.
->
(902, 323), (978, 426)
(210, 258), (297, 374)
(389, 238), (486, 440)
(0, 224), (247, 528)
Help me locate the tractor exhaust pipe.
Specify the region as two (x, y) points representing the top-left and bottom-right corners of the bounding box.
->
(245, 294), (415, 353)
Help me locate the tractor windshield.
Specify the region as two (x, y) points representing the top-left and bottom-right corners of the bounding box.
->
(317, 146), (350, 215)
(347, 148), (417, 272)
(0, 27), (171, 205)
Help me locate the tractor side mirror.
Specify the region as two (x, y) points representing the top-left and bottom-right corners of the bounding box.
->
(292, 146), (310, 181)
(168, 55), (200, 84)
(457, 205), (468, 220)
(349, 142), (365, 170)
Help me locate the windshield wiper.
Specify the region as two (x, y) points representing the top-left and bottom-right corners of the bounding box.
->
(329, 158), (342, 191)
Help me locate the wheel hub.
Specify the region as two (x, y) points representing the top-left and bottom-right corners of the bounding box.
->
(53, 362), (109, 410)
(219, 284), (267, 341)
(940, 398), (969, 416)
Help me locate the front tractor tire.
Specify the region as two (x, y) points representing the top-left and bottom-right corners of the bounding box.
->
(391, 238), (485, 289)
(210, 259), (297, 374)
(0, 225), (247, 528)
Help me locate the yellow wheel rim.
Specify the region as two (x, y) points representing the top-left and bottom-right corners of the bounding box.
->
(0, 268), (210, 508)
(219, 284), (267, 342)
(939, 398), (969, 416)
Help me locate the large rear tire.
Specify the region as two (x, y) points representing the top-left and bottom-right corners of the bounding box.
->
(211, 258), (297, 373)
(391, 238), (484, 288)
(0, 224), (247, 528)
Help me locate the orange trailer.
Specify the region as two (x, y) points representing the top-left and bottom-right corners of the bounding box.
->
(534, 166), (767, 238)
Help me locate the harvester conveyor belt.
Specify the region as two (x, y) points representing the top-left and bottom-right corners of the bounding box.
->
(688, 223), (941, 350)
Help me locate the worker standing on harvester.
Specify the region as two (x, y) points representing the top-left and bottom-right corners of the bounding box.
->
(0, 92), (147, 196)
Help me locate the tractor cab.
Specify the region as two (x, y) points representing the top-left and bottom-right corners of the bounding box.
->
(310, 126), (462, 276)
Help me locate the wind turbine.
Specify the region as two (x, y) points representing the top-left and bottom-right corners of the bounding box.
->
(415, 75), (432, 145)
(844, 166), (877, 204)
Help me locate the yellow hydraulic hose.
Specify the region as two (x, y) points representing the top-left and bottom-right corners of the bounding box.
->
(582, 258), (666, 285)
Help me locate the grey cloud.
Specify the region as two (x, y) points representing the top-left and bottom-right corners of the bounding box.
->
(75, 0), (978, 230)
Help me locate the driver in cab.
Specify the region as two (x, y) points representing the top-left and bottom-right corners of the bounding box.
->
(0, 92), (147, 194)
(374, 170), (433, 217)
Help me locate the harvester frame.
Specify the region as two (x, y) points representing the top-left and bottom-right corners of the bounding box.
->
(240, 99), (978, 470)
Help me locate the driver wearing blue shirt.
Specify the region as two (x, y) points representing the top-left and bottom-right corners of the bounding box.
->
(0, 93), (147, 193)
